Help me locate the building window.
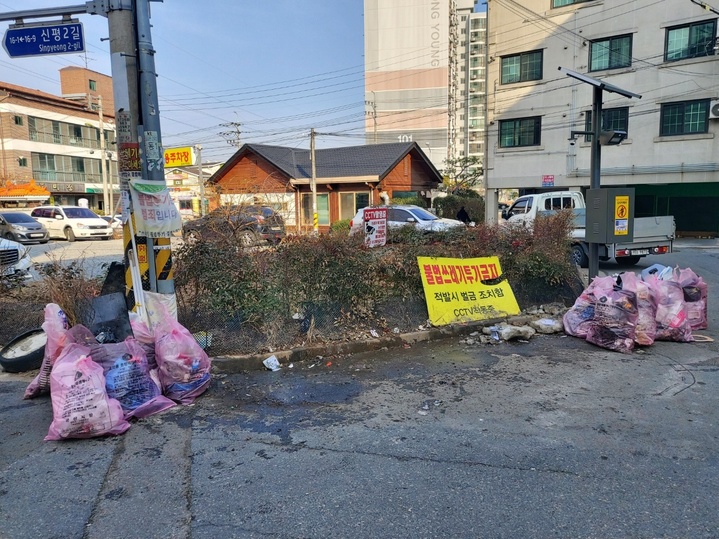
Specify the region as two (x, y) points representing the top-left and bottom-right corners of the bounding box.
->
(34, 153), (57, 181)
(665, 20), (717, 61)
(71, 125), (83, 144)
(300, 193), (329, 226)
(18, 157), (27, 167)
(13, 115), (23, 126)
(500, 50), (543, 84)
(339, 192), (370, 220)
(179, 199), (193, 211)
(499, 117), (541, 148)
(52, 121), (61, 144)
(89, 79), (97, 91)
(584, 107), (629, 141)
(590, 35), (632, 71)
(660, 100), (710, 136)
(28, 117), (38, 141)
(552, 0), (591, 6)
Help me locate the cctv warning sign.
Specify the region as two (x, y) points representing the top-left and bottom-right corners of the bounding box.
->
(363, 207), (387, 248)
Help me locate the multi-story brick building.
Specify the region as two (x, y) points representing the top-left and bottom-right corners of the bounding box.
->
(484, 0), (719, 235)
(0, 69), (117, 212)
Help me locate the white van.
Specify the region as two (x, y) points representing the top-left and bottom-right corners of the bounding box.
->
(30, 206), (113, 242)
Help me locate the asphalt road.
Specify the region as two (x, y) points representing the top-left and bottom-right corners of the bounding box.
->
(0, 241), (716, 538)
(25, 237), (125, 279)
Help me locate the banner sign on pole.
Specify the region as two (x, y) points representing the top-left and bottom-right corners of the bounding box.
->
(129, 180), (182, 238)
(417, 256), (520, 326)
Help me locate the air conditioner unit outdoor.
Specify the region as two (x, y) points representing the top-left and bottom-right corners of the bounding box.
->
(710, 100), (719, 119)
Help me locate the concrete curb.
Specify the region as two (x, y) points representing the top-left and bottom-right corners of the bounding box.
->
(211, 316), (508, 373)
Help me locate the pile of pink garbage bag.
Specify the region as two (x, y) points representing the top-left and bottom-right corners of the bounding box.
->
(563, 266), (708, 353)
(24, 303), (211, 441)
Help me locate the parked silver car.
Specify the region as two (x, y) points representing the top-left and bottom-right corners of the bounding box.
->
(0, 211), (49, 244)
(349, 205), (466, 235)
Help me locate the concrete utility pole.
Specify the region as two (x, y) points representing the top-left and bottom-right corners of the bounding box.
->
(106, 0), (151, 305)
(135, 0), (172, 294)
(0, 0), (174, 305)
(310, 128), (318, 233)
(96, 94), (110, 214)
(219, 121), (242, 147)
(195, 144), (206, 217)
(365, 92), (377, 144)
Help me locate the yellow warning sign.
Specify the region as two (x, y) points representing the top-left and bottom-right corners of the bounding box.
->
(615, 195), (629, 219)
(614, 195), (629, 236)
(417, 256), (520, 326)
(137, 243), (148, 264)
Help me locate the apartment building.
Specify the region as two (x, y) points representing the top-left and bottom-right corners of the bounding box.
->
(0, 69), (117, 212)
(364, 0), (485, 171)
(485, 0), (719, 234)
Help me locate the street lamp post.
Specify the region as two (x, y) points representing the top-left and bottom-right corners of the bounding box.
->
(559, 67), (641, 281)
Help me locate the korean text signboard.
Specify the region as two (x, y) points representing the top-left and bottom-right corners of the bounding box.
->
(3, 22), (84, 58)
(164, 147), (196, 168)
(129, 180), (182, 238)
(417, 256), (520, 326)
(363, 207), (388, 248)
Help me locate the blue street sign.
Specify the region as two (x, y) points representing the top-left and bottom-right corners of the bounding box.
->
(3, 22), (84, 58)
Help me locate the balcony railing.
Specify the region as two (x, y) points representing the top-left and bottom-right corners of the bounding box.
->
(29, 130), (109, 150)
(32, 170), (106, 183)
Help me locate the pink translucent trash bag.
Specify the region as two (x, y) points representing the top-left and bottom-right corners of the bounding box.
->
(619, 271), (657, 346)
(645, 274), (693, 343)
(563, 275), (619, 338)
(45, 343), (130, 441)
(153, 312), (211, 405)
(24, 304), (70, 399)
(87, 337), (175, 419)
(674, 267), (708, 331)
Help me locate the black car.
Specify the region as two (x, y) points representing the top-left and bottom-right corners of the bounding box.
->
(0, 212), (49, 244)
(182, 205), (286, 246)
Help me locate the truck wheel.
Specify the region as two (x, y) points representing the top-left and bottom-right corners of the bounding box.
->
(571, 245), (588, 268)
(616, 255), (641, 267)
(0, 328), (47, 373)
(64, 227), (76, 242)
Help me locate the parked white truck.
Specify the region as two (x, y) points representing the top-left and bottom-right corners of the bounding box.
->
(501, 191), (675, 267)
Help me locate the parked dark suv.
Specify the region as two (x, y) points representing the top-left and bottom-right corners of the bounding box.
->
(182, 205), (286, 247)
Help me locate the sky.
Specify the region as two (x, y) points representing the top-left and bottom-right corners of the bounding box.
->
(0, 0), (367, 163)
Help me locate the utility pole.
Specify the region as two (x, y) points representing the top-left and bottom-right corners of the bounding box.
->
(310, 128), (318, 234)
(0, 0), (175, 309)
(365, 92), (377, 144)
(195, 144), (206, 217)
(107, 1), (149, 307)
(95, 94), (110, 214)
(219, 121), (242, 147)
